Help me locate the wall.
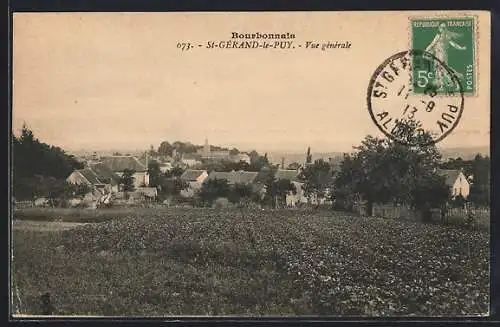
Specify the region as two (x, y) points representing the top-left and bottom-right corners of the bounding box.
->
(372, 203), (421, 221)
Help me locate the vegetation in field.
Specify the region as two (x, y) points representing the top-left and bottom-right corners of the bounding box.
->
(12, 209), (489, 316)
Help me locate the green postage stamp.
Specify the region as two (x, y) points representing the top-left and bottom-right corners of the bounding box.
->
(411, 16), (476, 96)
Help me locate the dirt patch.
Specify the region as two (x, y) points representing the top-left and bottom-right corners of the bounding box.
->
(12, 220), (89, 232)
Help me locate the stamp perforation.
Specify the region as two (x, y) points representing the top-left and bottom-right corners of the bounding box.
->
(407, 13), (479, 98)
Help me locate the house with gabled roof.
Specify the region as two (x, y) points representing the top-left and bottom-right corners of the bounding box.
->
(204, 171), (259, 185)
(274, 169), (308, 207)
(100, 155), (149, 188)
(66, 163), (121, 193)
(181, 153), (202, 168)
(437, 169), (470, 199)
(180, 169), (209, 197)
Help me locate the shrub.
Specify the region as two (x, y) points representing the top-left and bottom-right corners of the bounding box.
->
(213, 197), (230, 209)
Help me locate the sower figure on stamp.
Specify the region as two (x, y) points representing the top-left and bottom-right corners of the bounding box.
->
(425, 23), (467, 91)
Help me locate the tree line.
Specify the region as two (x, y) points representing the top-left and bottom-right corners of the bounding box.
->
(12, 122), (490, 214)
(12, 125), (89, 202)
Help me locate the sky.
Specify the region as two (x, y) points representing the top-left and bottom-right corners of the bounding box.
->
(12, 12), (491, 154)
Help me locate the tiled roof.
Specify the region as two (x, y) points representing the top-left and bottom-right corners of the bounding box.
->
(100, 156), (146, 172)
(204, 171), (259, 185)
(275, 169), (301, 182)
(437, 169), (463, 187)
(78, 169), (101, 185)
(181, 169), (207, 182)
(89, 163), (121, 184)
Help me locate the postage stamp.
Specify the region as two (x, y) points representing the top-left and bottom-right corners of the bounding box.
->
(410, 16), (476, 96)
(367, 50), (464, 146)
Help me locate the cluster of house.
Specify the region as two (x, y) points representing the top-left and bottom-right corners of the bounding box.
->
(66, 155), (157, 205)
(178, 168), (310, 206)
(64, 143), (472, 207)
(173, 138), (251, 168)
(65, 151), (310, 206)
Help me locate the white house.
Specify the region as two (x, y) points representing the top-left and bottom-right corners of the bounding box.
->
(100, 156), (149, 189)
(229, 153), (251, 164)
(159, 162), (173, 173)
(179, 169), (209, 197)
(438, 169), (471, 198)
(274, 169), (308, 207)
(181, 154), (202, 168)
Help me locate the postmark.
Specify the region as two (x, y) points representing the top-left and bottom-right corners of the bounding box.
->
(366, 50), (464, 146)
(410, 16), (476, 96)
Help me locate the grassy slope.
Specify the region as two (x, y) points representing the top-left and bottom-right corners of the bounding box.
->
(11, 208), (489, 316)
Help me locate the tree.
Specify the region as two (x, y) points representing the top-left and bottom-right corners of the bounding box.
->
(261, 172), (297, 208)
(262, 174), (279, 207)
(148, 145), (157, 157)
(299, 159), (333, 205)
(229, 148), (240, 155)
(306, 147), (312, 165)
(410, 173), (451, 221)
(248, 150), (260, 162)
(147, 160), (162, 187)
(332, 121), (449, 217)
(165, 166), (184, 178)
(120, 169), (135, 198)
(12, 124), (84, 200)
(249, 154), (270, 172)
(158, 141), (173, 156)
(467, 154), (490, 207)
(220, 160), (250, 172)
(158, 177), (188, 197)
(171, 141), (201, 154)
(228, 183), (254, 204)
(199, 178), (230, 206)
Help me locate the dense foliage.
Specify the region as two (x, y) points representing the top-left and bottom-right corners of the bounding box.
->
(12, 125), (84, 200)
(332, 124), (450, 215)
(199, 179), (231, 205)
(12, 208), (489, 316)
(299, 159), (334, 203)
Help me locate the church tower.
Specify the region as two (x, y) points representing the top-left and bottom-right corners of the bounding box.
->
(204, 137), (210, 158)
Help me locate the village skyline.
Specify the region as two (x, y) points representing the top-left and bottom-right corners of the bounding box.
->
(10, 122), (490, 164)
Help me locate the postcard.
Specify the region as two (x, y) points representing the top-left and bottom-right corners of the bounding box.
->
(11, 11), (491, 318)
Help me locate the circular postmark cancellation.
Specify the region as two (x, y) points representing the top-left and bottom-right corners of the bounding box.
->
(367, 49), (464, 146)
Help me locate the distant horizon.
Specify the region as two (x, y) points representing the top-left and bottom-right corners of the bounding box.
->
(61, 142), (490, 157)
(12, 13), (489, 158)
(11, 123), (489, 157)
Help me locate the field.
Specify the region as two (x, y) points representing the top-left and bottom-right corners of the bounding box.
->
(11, 208), (489, 316)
